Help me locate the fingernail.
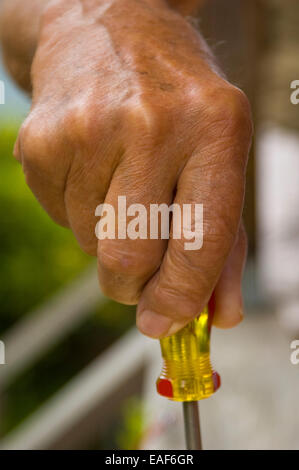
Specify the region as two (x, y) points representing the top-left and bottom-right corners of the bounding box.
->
(137, 310), (173, 338)
(165, 321), (186, 337)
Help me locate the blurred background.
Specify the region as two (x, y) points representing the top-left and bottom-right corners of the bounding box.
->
(0, 0), (299, 450)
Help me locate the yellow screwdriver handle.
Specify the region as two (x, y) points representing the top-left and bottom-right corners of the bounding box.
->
(156, 306), (220, 402)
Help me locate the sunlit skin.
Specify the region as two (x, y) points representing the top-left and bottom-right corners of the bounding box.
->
(0, 0), (252, 338)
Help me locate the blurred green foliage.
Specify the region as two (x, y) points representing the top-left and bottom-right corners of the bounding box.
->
(116, 397), (144, 450)
(0, 124), (90, 333)
(0, 123), (138, 442)
(2, 300), (136, 435)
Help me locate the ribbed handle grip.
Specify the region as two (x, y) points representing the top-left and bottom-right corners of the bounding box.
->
(156, 307), (220, 401)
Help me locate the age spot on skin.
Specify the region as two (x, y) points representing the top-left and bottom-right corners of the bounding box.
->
(160, 82), (175, 91)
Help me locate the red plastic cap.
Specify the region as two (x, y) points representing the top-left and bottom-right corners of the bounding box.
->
(213, 371), (221, 391)
(156, 378), (173, 398)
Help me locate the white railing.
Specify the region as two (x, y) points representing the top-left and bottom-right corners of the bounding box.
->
(0, 328), (150, 450)
(0, 264), (101, 387)
(0, 263), (157, 449)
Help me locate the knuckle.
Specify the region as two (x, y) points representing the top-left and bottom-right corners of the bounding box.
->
(18, 111), (74, 196)
(126, 95), (171, 140)
(19, 118), (50, 171)
(98, 242), (159, 278)
(64, 98), (101, 145)
(64, 96), (118, 152)
(229, 88), (253, 137)
(183, 81), (206, 109)
(200, 85), (253, 139)
(155, 283), (199, 322)
(216, 87), (253, 139)
(97, 243), (155, 305)
(203, 215), (237, 257)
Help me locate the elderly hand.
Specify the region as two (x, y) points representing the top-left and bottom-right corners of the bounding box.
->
(12, 0), (252, 338)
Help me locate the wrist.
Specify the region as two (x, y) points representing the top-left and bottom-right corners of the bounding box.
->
(0, 0), (51, 92)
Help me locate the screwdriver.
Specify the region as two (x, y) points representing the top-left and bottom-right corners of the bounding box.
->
(156, 304), (220, 450)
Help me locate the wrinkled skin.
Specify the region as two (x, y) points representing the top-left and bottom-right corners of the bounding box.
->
(2, 0), (252, 338)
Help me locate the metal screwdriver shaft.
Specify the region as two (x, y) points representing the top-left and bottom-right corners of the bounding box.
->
(183, 401), (202, 450)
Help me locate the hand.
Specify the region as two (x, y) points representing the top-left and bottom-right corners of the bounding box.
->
(14, 0), (252, 338)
